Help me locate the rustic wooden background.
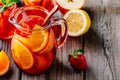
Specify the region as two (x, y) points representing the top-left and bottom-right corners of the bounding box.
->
(0, 0), (120, 80)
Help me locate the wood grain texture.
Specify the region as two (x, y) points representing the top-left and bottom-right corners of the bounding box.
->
(0, 0), (120, 80)
(0, 40), (20, 80)
(84, 0), (120, 80)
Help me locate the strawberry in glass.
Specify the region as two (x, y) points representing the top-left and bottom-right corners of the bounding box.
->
(0, 0), (18, 39)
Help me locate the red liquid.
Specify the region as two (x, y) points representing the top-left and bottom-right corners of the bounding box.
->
(15, 8), (48, 37)
(10, 6), (66, 74)
(12, 40), (57, 74)
(24, 0), (55, 12)
(11, 14), (58, 74)
(41, 0), (55, 12)
(0, 4), (17, 39)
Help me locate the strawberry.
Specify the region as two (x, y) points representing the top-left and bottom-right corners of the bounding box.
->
(69, 49), (87, 71)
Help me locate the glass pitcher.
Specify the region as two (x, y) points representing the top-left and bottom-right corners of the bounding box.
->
(9, 6), (67, 74)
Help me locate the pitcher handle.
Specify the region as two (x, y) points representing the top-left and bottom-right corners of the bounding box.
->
(51, 18), (68, 48)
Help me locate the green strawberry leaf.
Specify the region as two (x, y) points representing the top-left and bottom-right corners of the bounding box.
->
(71, 48), (84, 59)
(7, 0), (19, 7)
(73, 48), (84, 55)
(0, 0), (18, 12)
(0, 6), (7, 12)
(0, 6), (4, 12)
(7, 2), (16, 7)
(73, 55), (78, 59)
(71, 49), (78, 58)
(76, 49), (84, 53)
(1, 0), (7, 5)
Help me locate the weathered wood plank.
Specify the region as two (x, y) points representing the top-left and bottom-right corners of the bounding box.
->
(84, 0), (120, 80)
(21, 72), (46, 80)
(48, 36), (83, 80)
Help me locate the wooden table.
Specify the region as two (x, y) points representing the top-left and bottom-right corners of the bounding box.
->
(0, 0), (120, 80)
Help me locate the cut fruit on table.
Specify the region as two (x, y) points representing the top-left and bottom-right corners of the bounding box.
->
(0, 50), (10, 76)
(56, 0), (84, 13)
(12, 39), (34, 70)
(63, 9), (91, 37)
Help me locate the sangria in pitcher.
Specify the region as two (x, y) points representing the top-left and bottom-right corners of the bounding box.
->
(9, 6), (67, 74)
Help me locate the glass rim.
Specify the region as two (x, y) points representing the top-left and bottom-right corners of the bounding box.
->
(9, 6), (50, 32)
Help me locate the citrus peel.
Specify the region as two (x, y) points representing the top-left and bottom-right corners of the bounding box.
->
(63, 9), (91, 37)
(0, 50), (10, 76)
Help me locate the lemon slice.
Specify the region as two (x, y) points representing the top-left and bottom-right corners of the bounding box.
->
(63, 9), (91, 37)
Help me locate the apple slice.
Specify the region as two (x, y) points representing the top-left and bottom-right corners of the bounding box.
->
(56, 0), (84, 14)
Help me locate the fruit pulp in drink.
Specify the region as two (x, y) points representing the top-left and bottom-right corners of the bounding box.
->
(11, 15), (58, 74)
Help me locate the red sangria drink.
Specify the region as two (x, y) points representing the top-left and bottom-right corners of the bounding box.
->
(0, 3), (17, 39)
(23, 0), (55, 12)
(9, 6), (67, 74)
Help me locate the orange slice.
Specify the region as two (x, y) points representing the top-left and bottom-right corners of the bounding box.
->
(12, 39), (34, 69)
(38, 29), (55, 54)
(0, 50), (10, 76)
(14, 24), (49, 52)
